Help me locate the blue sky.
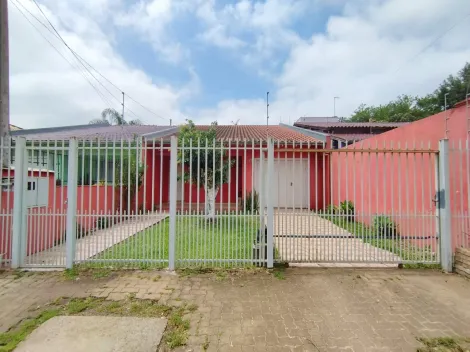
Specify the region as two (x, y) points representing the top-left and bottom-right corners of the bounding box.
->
(9, 0), (470, 128)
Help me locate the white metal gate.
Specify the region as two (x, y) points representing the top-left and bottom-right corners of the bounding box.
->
(273, 142), (441, 265)
(3, 136), (465, 271)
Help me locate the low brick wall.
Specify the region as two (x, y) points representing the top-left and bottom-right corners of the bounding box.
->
(454, 248), (470, 279)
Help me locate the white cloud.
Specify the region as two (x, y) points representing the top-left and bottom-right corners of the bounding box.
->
(196, 0), (306, 65)
(9, 0), (470, 130)
(199, 0), (470, 122)
(114, 0), (188, 63)
(9, 0), (192, 128)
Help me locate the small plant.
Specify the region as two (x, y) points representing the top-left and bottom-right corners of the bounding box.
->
(339, 200), (355, 222)
(63, 267), (80, 280)
(323, 204), (339, 216)
(273, 269), (286, 280)
(202, 336), (210, 350)
(373, 215), (399, 239)
(95, 216), (114, 230)
(242, 191), (260, 214)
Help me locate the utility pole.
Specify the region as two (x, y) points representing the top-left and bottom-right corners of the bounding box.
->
(0, 0), (10, 167)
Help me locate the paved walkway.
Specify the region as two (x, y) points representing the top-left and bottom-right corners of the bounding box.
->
(274, 212), (401, 264)
(25, 214), (168, 267)
(1, 269), (470, 351)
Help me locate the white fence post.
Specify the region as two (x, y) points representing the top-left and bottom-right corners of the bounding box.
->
(168, 136), (177, 270)
(438, 139), (452, 272)
(11, 137), (26, 269)
(266, 138), (274, 268)
(65, 138), (78, 269)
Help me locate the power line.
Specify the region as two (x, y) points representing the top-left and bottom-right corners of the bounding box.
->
(10, 0), (116, 110)
(29, 0), (125, 109)
(393, 12), (470, 75)
(29, 0), (171, 123)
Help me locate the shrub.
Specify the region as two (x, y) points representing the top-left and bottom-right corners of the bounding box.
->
(95, 216), (114, 230)
(373, 215), (399, 238)
(324, 204), (339, 215)
(242, 191), (260, 214)
(339, 201), (355, 222)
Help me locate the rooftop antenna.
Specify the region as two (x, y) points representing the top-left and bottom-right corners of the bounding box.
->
(266, 92), (270, 126)
(266, 91), (269, 139)
(231, 119), (240, 125)
(333, 96), (340, 125)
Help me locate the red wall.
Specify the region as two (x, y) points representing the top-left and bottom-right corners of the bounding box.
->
(144, 145), (327, 211)
(0, 167), (116, 261)
(144, 149), (170, 211)
(331, 100), (470, 249)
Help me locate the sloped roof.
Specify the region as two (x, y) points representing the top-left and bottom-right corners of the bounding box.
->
(9, 124), (22, 131)
(10, 123), (318, 143)
(330, 133), (375, 142)
(196, 125), (319, 142)
(11, 124), (175, 141)
(295, 121), (408, 129)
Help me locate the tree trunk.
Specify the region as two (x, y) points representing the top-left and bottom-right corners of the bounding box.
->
(205, 187), (219, 221)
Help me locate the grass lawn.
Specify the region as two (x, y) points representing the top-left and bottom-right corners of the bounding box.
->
(93, 215), (261, 267)
(318, 214), (439, 265)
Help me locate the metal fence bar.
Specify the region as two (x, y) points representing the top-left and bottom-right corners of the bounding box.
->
(11, 138), (26, 268)
(65, 138), (78, 269)
(439, 139), (452, 272)
(267, 138), (274, 268)
(168, 136), (177, 270)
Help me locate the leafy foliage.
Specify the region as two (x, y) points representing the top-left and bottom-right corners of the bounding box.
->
(178, 120), (235, 190)
(373, 215), (399, 239)
(350, 62), (470, 122)
(89, 108), (142, 126)
(114, 152), (145, 213)
(242, 191), (260, 214)
(339, 200), (355, 222)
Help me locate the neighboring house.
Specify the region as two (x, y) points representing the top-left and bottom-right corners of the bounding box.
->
(331, 97), (470, 250)
(8, 123), (326, 211)
(10, 124), (177, 185)
(293, 120), (408, 148)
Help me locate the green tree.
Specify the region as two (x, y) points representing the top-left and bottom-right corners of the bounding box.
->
(350, 95), (435, 122)
(350, 62), (470, 122)
(435, 62), (470, 110)
(90, 108), (142, 126)
(114, 151), (145, 214)
(178, 120), (234, 221)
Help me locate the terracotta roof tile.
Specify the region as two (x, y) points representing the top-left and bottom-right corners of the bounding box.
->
(11, 124), (174, 141)
(196, 125), (319, 142)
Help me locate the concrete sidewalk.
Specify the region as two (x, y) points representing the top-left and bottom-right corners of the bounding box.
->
(2, 268), (470, 351)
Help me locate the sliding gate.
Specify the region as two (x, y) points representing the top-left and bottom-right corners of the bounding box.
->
(271, 141), (441, 265)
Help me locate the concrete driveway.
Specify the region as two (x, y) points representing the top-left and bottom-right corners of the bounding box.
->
(274, 212), (401, 264)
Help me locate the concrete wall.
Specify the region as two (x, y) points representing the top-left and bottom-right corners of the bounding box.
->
(331, 100), (470, 249)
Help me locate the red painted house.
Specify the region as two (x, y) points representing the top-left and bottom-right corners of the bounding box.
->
(143, 125), (326, 212)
